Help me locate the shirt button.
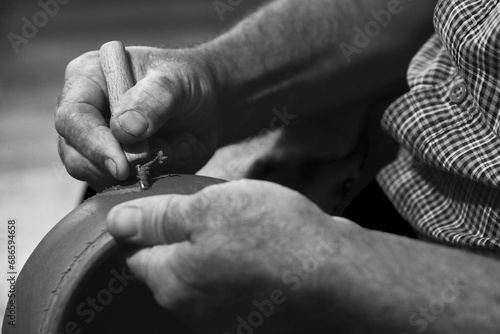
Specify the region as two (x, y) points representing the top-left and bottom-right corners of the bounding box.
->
(449, 82), (467, 104)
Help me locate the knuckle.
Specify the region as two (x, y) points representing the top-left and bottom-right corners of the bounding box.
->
(190, 189), (213, 212)
(65, 51), (98, 78)
(54, 104), (82, 141)
(57, 141), (93, 183)
(146, 51), (164, 69)
(56, 136), (67, 161)
(153, 73), (180, 97)
(54, 103), (70, 135)
(151, 73), (185, 112)
(149, 59), (186, 99)
(135, 88), (163, 121)
(190, 184), (253, 226)
(179, 191), (214, 228)
(151, 201), (169, 231)
(64, 58), (80, 78)
(65, 57), (84, 79)
(148, 196), (191, 243)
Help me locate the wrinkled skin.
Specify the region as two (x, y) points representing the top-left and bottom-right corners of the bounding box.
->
(106, 179), (351, 333)
(55, 47), (218, 190)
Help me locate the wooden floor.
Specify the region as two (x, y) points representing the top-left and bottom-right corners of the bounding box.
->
(0, 0), (262, 327)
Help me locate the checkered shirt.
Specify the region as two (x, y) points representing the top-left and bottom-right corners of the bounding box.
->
(377, 0), (500, 254)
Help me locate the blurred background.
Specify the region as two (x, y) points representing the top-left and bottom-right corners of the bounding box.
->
(0, 0), (264, 329)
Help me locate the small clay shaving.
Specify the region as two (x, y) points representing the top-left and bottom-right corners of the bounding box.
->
(97, 150), (168, 197)
(136, 150), (168, 188)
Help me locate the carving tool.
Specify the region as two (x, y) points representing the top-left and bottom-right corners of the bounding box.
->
(99, 41), (150, 190)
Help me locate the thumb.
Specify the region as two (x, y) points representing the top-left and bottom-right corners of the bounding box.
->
(109, 70), (183, 143)
(106, 194), (194, 245)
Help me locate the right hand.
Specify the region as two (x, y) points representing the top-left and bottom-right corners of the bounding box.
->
(55, 46), (219, 190)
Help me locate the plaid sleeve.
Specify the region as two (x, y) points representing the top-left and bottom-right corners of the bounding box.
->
(377, 0), (500, 254)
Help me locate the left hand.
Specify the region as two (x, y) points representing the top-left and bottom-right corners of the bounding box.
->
(106, 179), (349, 333)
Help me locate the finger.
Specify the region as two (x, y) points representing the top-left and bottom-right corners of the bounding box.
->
(55, 68), (129, 181)
(56, 106), (129, 181)
(109, 70), (184, 143)
(106, 194), (199, 245)
(126, 244), (191, 309)
(57, 136), (120, 190)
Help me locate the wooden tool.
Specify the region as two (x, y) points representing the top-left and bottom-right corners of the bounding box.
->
(99, 41), (150, 189)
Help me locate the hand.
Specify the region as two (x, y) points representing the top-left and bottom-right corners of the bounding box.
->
(106, 180), (349, 333)
(55, 46), (219, 190)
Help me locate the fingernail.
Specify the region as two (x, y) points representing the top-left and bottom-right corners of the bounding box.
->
(108, 205), (142, 238)
(175, 140), (193, 161)
(117, 111), (148, 136)
(104, 159), (117, 179)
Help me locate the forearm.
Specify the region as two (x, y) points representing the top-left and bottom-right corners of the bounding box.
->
(198, 0), (436, 140)
(314, 222), (500, 333)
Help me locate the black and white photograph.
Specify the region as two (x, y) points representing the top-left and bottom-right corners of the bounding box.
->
(1, 0), (499, 333)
